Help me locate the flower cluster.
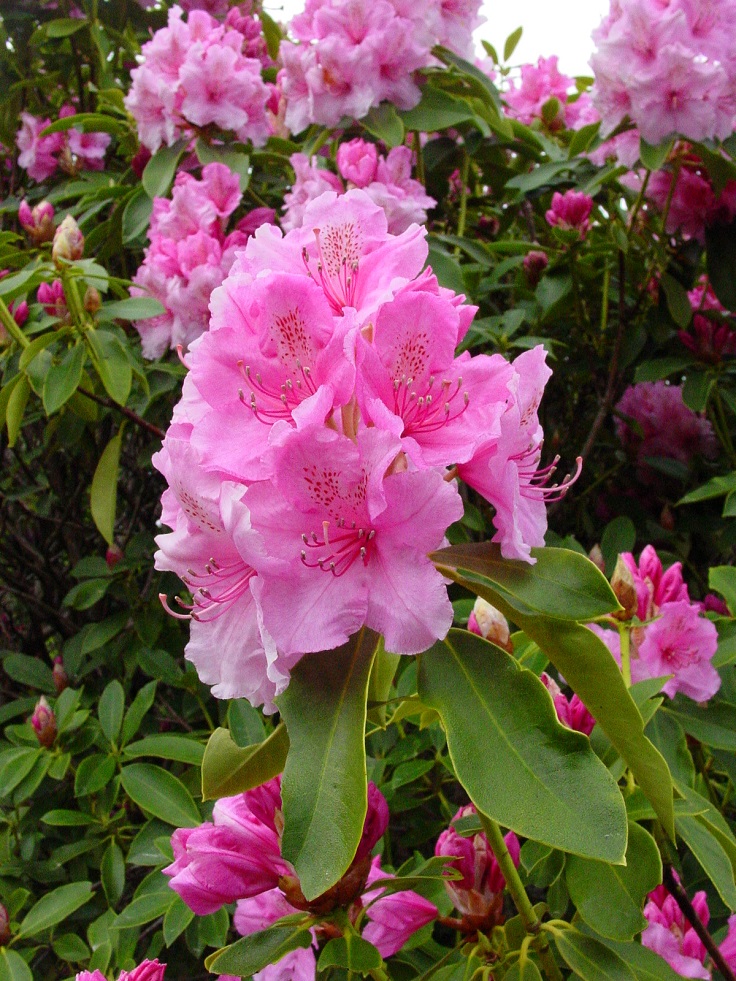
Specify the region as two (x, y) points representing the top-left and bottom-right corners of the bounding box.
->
(681, 276), (736, 363)
(130, 162), (274, 359)
(615, 381), (718, 479)
(279, 0), (484, 132)
(16, 106), (110, 183)
(165, 776), (436, 976)
(125, 4), (272, 153)
(77, 961), (165, 981)
(590, 0), (736, 144)
(154, 189), (575, 709)
(647, 149), (736, 244)
(283, 141), (435, 234)
(589, 546), (720, 702)
(435, 803), (520, 930)
(504, 57), (598, 131)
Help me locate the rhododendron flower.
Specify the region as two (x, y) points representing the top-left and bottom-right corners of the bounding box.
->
(505, 57), (576, 129)
(30, 696), (56, 747)
(435, 804), (520, 928)
(647, 152), (736, 244)
(540, 673), (595, 735)
(545, 190), (594, 237)
(16, 113), (64, 182)
(642, 881), (710, 979)
(77, 964), (166, 981)
(18, 200), (55, 244)
(615, 381), (718, 478)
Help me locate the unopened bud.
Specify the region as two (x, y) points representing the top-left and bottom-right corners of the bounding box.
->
(523, 250), (549, 288)
(611, 555), (638, 620)
(120, 960), (167, 981)
(660, 504), (675, 532)
(467, 597), (513, 653)
(0, 903), (10, 945)
(84, 286), (101, 314)
(52, 656), (68, 694)
(30, 696), (57, 748)
(52, 215), (84, 264)
(19, 199), (55, 245)
(588, 544), (605, 572)
(106, 544), (123, 569)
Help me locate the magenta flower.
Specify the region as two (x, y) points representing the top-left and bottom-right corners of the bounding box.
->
(16, 112), (64, 182)
(540, 674), (595, 736)
(545, 190), (594, 237)
(19, 199), (55, 245)
(435, 804), (520, 928)
(30, 696), (56, 748)
(337, 139), (379, 188)
(77, 965), (166, 981)
(38, 280), (67, 320)
(642, 881), (710, 980)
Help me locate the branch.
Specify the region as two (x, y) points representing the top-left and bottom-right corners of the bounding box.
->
(662, 864), (736, 981)
(77, 387), (165, 439)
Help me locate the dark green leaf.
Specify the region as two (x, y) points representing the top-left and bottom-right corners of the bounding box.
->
(676, 813), (736, 907)
(427, 245), (465, 294)
(2, 653), (54, 692)
(399, 85), (474, 131)
(74, 753), (116, 796)
(634, 356), (693, 383)
(705, 218), (736, 311)
(113, 890), (173, 928)
(201, 723), (289, 800)
(43, 342), (85, 415)
(195, 141), (251, 191)
(553, 928), (637, 981)
(99, 680), (125, 745)
(122, 187), (153, 243)
(142, 141), (187, 199)
(664, 700), (736, 750)
(101, 840), (125, 907)
(17, 882), (93, 939)
(90, 430), (122, 547)
(682, 371), (712, 412)
(600, 517), (636, 578)
(121, 763), (201, 827)
(206, 924), (313, 977)
(278, 628), (380, 900)
(660, 274), (692, 328)
(163, 895), (195, 946)
(121, 680), (157, 745)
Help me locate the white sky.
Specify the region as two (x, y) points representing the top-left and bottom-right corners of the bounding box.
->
(266, 0), (611, 77)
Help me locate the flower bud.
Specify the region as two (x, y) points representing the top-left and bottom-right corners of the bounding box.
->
(84, 286), (101, 314)
(30, 696), (57, 748)
(52, 215), (84, 264)
(52, 656), (68, 694)
(467, 597), (513, 653)
(106, 544), (124, 569)
(588, 544), (605, 573)
(118, 959), (167, 981)
(19, 200), (55, 245)
(611, 554), (638, 621)
(38, 280), (68, 320)
(0, 903), (10, 945)
(523, 249), (549, 287)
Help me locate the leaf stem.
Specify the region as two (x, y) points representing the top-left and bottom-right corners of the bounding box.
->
(0, 297), (29, 349)
(477, 811), (563, 981)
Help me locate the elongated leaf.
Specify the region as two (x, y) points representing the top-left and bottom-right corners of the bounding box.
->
(399, 85), (474, 131)
(709, 566), (736, 615)
(17, 882), (93, 939)
(432, 543), (675, 838)
(664, 701), (736, 751)
(418, 630), (627, 862)
(98, 679), (124, 745)
(142, 140), (187, 198)
(277, 628), (380, 900)
(86, 329), (132, 404)
(123, 735), (205, 765)
(121, 763), (201, 828)
(101, 297), (165, 321)
(6, 375), (30, 447)
(122, 187), (153, 243)
(43, 341), (85, 415)
(0, 949), (32, 981)
(113, 890), (173, 928)
(553, 929), (637, 981)
(206, 924), (313, 976)
(566, 822), (661, 940)
(583, 933), (692, 980)
(90, 430), (122, 546)
(201, 723), (289, 800)
(676, 813), (736, 908)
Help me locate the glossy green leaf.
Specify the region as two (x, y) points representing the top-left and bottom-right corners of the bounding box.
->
(583, 934), (691, 980)
(17, 881), (93, 939)
(504, 957), (543, 981)
(206, 924), (313, 976)
(86, 329), (132, 404)
(52, 933), (91, 962)
(566, 822), (661, 940)
(678, 472), (736, 505)
(0, 748), (42, 798)
(0, 949), (32, 981)
(676, 813), (736, 908)
(318, 935), (382, 972)
(121, 763), (200, 828)
(417, 630), (627, 862)
(42, 809), (98, 826)
(709, 566), (736, 615)
(201, 723), (289, 800)
(277, 627), (380, 900)
(121, 680), (157, 745)
(113, 890), (173, 928)
(43, 341), (85, 415)
(600, 517), (636, 577)
(101, 840), (125, 907)
(361, 103), (404, 148)
(664, 701), (736, 750)
(432, 543), (675, 839)
(100, 297), (166, 321)
(99, 680), (124, 745)
(553, 929), (637, 981)
(122, 187), (153, 243)
(142, 140), (187, 198)
(90, 430), (122, 546)
(163, 895), (195, 946)
(74, 753), (116, 796)
(123, 735), (205, 765)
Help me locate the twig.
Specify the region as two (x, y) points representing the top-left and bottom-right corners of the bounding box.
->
(662, 864), (736, 981)
(77, 387), (165, 439)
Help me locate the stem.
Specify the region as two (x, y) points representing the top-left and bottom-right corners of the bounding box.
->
(455, 151), (470, 251)
(662, 864), (736, 981)
(477, 812), (564, 981)
(413, 131), (425, 186)
(0, 297), (29, 348)
(626, 169), (651, 239)
(77, 386), (165, 439)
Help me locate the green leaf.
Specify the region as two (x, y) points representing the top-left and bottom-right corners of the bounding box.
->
(63, 578), (110, 610)
(705, 218), (736, 311)
(581, 934), (691, 980)
(52, 933), (91, 962)
(86, 329), (132, 404)
(660, 273), (693, 328)
(121, 680), (157, 745)
(566, 822), (662, 940)
(195, 141), (251, 191)
(676, 813), (736, 907)
(206, 924), (313, 977)
(101, 840), (125, 907)
(74, 753), (116, 796)
(16, 882), (93, 939)
(42, 809), (98, 826)
(201, 723), (289, 800)
(44, 17), (88, 37)
(90, 430), (123, 546)
(504, 957), (543, 981)
(122, 187), (153, 243)
(113, 890), (173, 928)
(100, 297), (166, 321)
(0, 748), (42, 798)
(0, 949), (33, 981)
(277, 628), (380, 900)
(427, 245), (465, 294)
(664, 701), (736, 751)
(709, 566), (736, 614)
(399, 85), (474, 131)
(361, 103), (405, 149)
(123, 735), (205, 765)
(318, 935), (382, 972)
(259, 10), (282, 61)
(553, 929), (637, 981)
(503, 26), (523, 61)
(639, 136), (675, 171)
(142, 140), (187, 199)
(432, 543), (675, 839)
(678, 472), (736, 505)
(2, 653), (54, 692)
(6, 374), (30, 447)
(682, 371), (712, 413)
(417, 630), (627, 862)
(43, 342), (85, 415)
(635, 356), (694, 383)
(99, 680), (125, 745)
(41, 111), (124, 135)
(600, 517), (636, 578)
(121, 763), (201, 827)
(163, 895), (195, 946)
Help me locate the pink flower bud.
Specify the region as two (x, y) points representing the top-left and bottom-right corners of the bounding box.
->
(106, 544), (124, 568)
(20, 200), (55, 245)
(523, 249), (549, 287)
(52, 215), (84, 264)
(52, 656), (68, 694)
(611, 554), (638, 621)
(30, 696), (57, 748)
(545, 190), (594, 237)
(131, 145), (152, 180)
(0, 903), (10, 945)
(541, 674), (595, 736)
(10, 300), (28, 328)
(467, 598), (512, 652)
(118, 959), (166, 981)
(337, 139), (378, 188)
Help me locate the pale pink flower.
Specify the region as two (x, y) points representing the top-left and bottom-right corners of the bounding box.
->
(642, 881), (710, 979)
(337, 138), (379, 188)
(505, 56), (574, 129)
(467, 597), (511, 651)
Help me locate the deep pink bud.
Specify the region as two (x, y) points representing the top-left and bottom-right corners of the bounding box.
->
(545, 190), (594, 237)
(52, 656), (68, 694)
(38, 280), (67, 319)
(10, 300), (28, 328)
(0, 903), (10, 945)
(337, 139), (378, 188)
(19, 200), (55, 245)
(702, 593), (729, 616)
(355, 782), (390, 862)
(106, 544), (124, 568)
(31, 696), (57, 748)
(118, 959), (166, 981)
(540, 673), (595, 736)
(131, 145), (152, 180)
(52, 215), (84, 264)
(523, 249), (549, 287)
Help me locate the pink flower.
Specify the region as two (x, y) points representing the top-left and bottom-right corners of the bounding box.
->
(505, 56), (574, 129)
(30, 696), (56, 748)
(545, 190), (594, 237)
(540, 674), (595, 736)
(38, 280), (67, 320)
(523, 250), (548, 288)
(337, 139), (379, 188)
(16, 113), (64, 182)
(642, 881), (710, 979)
(118, 961), (167, 981)
(19, 200), (55, 245)
(435, 804), (520, 927)
(360, 856), (438, 956)
(719, 914), (736, 973)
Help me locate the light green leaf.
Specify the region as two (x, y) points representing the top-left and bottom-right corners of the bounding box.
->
(86, 329), (132, 404)
(123, 735), (205, 766)
(43, 342), (85, 415)
(503, 26), (523, 61)
(317, 935), (382, 972)
(206, 924), (313, 977)
(361, 103), (405, 148)
(99, 680), (125, 745)
(142, 140), (187, 199)
(417, 630), (627, 863)
(90, 430), (123, 546)
(504, 957), (543, 981)
(709, 566), (736, 614)
(122, 187), (153, 243)
(121, 763), (201, 828)
(553, 928), (637, 981)
(100, 297), (166, 321)
(201, 723), (289, 800)
(0, 949), (33, 981)
(17, 882), (93, 939)
(277, 627), (380, 900)
(6, 375), (30, 447)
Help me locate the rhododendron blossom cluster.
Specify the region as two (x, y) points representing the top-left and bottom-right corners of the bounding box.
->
(125, 4), (272, 153)
(279, 0), (484, 132)
(283, 141), (436, 234)
(646, 149), (736, 244)
(589, 546), (720, 702)
(504, 57), (598, 131)
(16, 106), (110, 183)
(131, 162), (274, 359)
(165, 776), (436, 975)
(154, 189), (575, 709)
(590, 0), (736, 144)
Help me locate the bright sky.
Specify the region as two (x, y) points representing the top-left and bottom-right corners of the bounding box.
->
(266, 0), (611, 77)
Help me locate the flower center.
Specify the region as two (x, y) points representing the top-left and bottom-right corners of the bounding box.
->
(300, 519), (376, 577)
